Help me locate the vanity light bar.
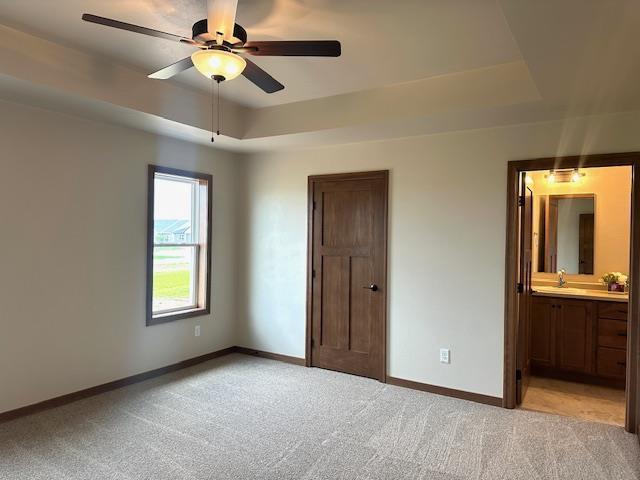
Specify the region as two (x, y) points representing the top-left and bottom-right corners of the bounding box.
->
(545, 169), (585, 184)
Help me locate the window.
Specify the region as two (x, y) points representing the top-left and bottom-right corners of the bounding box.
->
(146, 165), (212, 325)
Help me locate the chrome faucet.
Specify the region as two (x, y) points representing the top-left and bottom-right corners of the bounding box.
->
(558, 269), (567, 288)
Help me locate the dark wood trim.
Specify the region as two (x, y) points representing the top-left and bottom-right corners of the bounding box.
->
(305, 170), (389, 381)
(146, 165), (155, 325)
(305, 177), (314, 367)
(504, 162), (520, 409)
(630, 154), (640, 436)
(504, 152), (640, 434)
(306, 170), (392, 183)
(381, 172), (389, 383)
(387, 376), (503, 407)
(510, 152), (638, 172)
(147, 308), (210, 326)
(0, 345), (503, 425)
(0, 347), (236, 423)
(146, 165), (213, 327)
(235, 347), (306, 366)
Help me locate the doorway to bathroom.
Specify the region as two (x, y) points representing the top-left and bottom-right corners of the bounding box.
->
(504, 153), (640, 435)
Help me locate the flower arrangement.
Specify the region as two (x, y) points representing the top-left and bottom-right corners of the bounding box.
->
(601, 272), (628, 292)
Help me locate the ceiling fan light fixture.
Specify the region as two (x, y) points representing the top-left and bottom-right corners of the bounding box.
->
(191, 49), (246, 81)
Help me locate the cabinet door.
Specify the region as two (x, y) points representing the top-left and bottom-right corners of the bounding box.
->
(556, 299), (594, 373)
(530, 297), (556, 367)
(596, 347), (626, 379)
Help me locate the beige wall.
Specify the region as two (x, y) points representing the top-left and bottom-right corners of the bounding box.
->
(3, 98), (640, 410)
(0, 100), (241, 414)
(237, 111), (640, 398)
(529, 166), (632, 283)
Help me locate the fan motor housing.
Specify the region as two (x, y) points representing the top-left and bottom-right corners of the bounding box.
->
(192, 19), (247, 45)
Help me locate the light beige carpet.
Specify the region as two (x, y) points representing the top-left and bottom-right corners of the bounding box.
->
(1, 353), (639, 479)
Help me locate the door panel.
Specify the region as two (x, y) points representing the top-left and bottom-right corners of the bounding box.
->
(530, 297), (556, 367)
(320, 256), (347, 349)
(322, 190), (373, 247)
(350, 256), (373, 353)
(556, 300), (593, 373)
(309, 172), (388, 380)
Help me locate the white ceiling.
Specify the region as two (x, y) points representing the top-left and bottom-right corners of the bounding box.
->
(0, 0), (521, 108)
(3, 0), (640, 150)
(500, 0), (640, 112)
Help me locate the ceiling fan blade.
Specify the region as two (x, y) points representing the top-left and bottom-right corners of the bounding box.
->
(82, 13), (199, 45)
(148, 57), (194, 80)
(242, 59), (284, 94)
(243, 40), (341, 57)
(207, 0), (238, 42)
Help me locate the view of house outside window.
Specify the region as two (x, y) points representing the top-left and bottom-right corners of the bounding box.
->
(152, 174), (200, 314)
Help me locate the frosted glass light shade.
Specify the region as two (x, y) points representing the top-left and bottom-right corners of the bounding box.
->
(191, 50), (246, 81)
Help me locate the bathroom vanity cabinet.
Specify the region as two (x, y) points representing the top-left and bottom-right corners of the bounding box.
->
(530, 295), (628, 388)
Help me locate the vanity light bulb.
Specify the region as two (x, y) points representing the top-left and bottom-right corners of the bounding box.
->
(547, 173), (556, 184)
(571, 170), (581, 183)
(525, 175), (534, 186)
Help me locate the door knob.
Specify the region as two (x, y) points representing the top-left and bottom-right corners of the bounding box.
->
(363, 284), (378, 291)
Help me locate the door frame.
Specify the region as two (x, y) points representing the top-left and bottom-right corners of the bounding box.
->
(305, 170), (389, 382)
(504, 152), (640, 434)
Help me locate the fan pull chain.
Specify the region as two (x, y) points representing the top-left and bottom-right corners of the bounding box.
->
(217, 79), (221, 136)
(210, 76), (215, 143)
(210, 76), (223, 142)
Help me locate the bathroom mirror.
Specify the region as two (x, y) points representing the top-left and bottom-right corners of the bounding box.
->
(535, 194), (595, 274)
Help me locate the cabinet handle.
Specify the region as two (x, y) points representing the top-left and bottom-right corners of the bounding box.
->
(617, 332), (627, 337)
(617, 361), (627, 367)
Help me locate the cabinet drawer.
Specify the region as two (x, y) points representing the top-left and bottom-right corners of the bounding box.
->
(598, 302), (628, 320)
(597, 347), (626, 378)
(598, 319), (628, 349)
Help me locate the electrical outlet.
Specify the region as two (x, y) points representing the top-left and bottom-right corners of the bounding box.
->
(194, 325), (201, 337)
(439, 348), (450, 364)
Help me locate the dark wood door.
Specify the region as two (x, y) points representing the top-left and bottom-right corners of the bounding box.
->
(556, 299), (594, 373)
(308, 171), (388, 380)
(516, 178), (533, 404)
(579, 213), (594, 274)
(530, 296), (556, 368)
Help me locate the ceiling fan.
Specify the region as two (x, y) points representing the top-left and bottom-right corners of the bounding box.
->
(81, 0), (341, 94)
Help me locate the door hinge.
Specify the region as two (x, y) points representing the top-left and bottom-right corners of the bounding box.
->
(313, 200), (317, 210)
(516, 369), (522, 381)
(517, 282), (524, 294)
(312, 269), (316, 279)
(310, 338), (315, 348)
(518, 196), (525, 207)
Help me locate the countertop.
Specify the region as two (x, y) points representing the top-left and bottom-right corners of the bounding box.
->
(532, 286), (628, 303)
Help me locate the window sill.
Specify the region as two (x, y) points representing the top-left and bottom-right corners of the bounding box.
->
(146, 307), (210, 326)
